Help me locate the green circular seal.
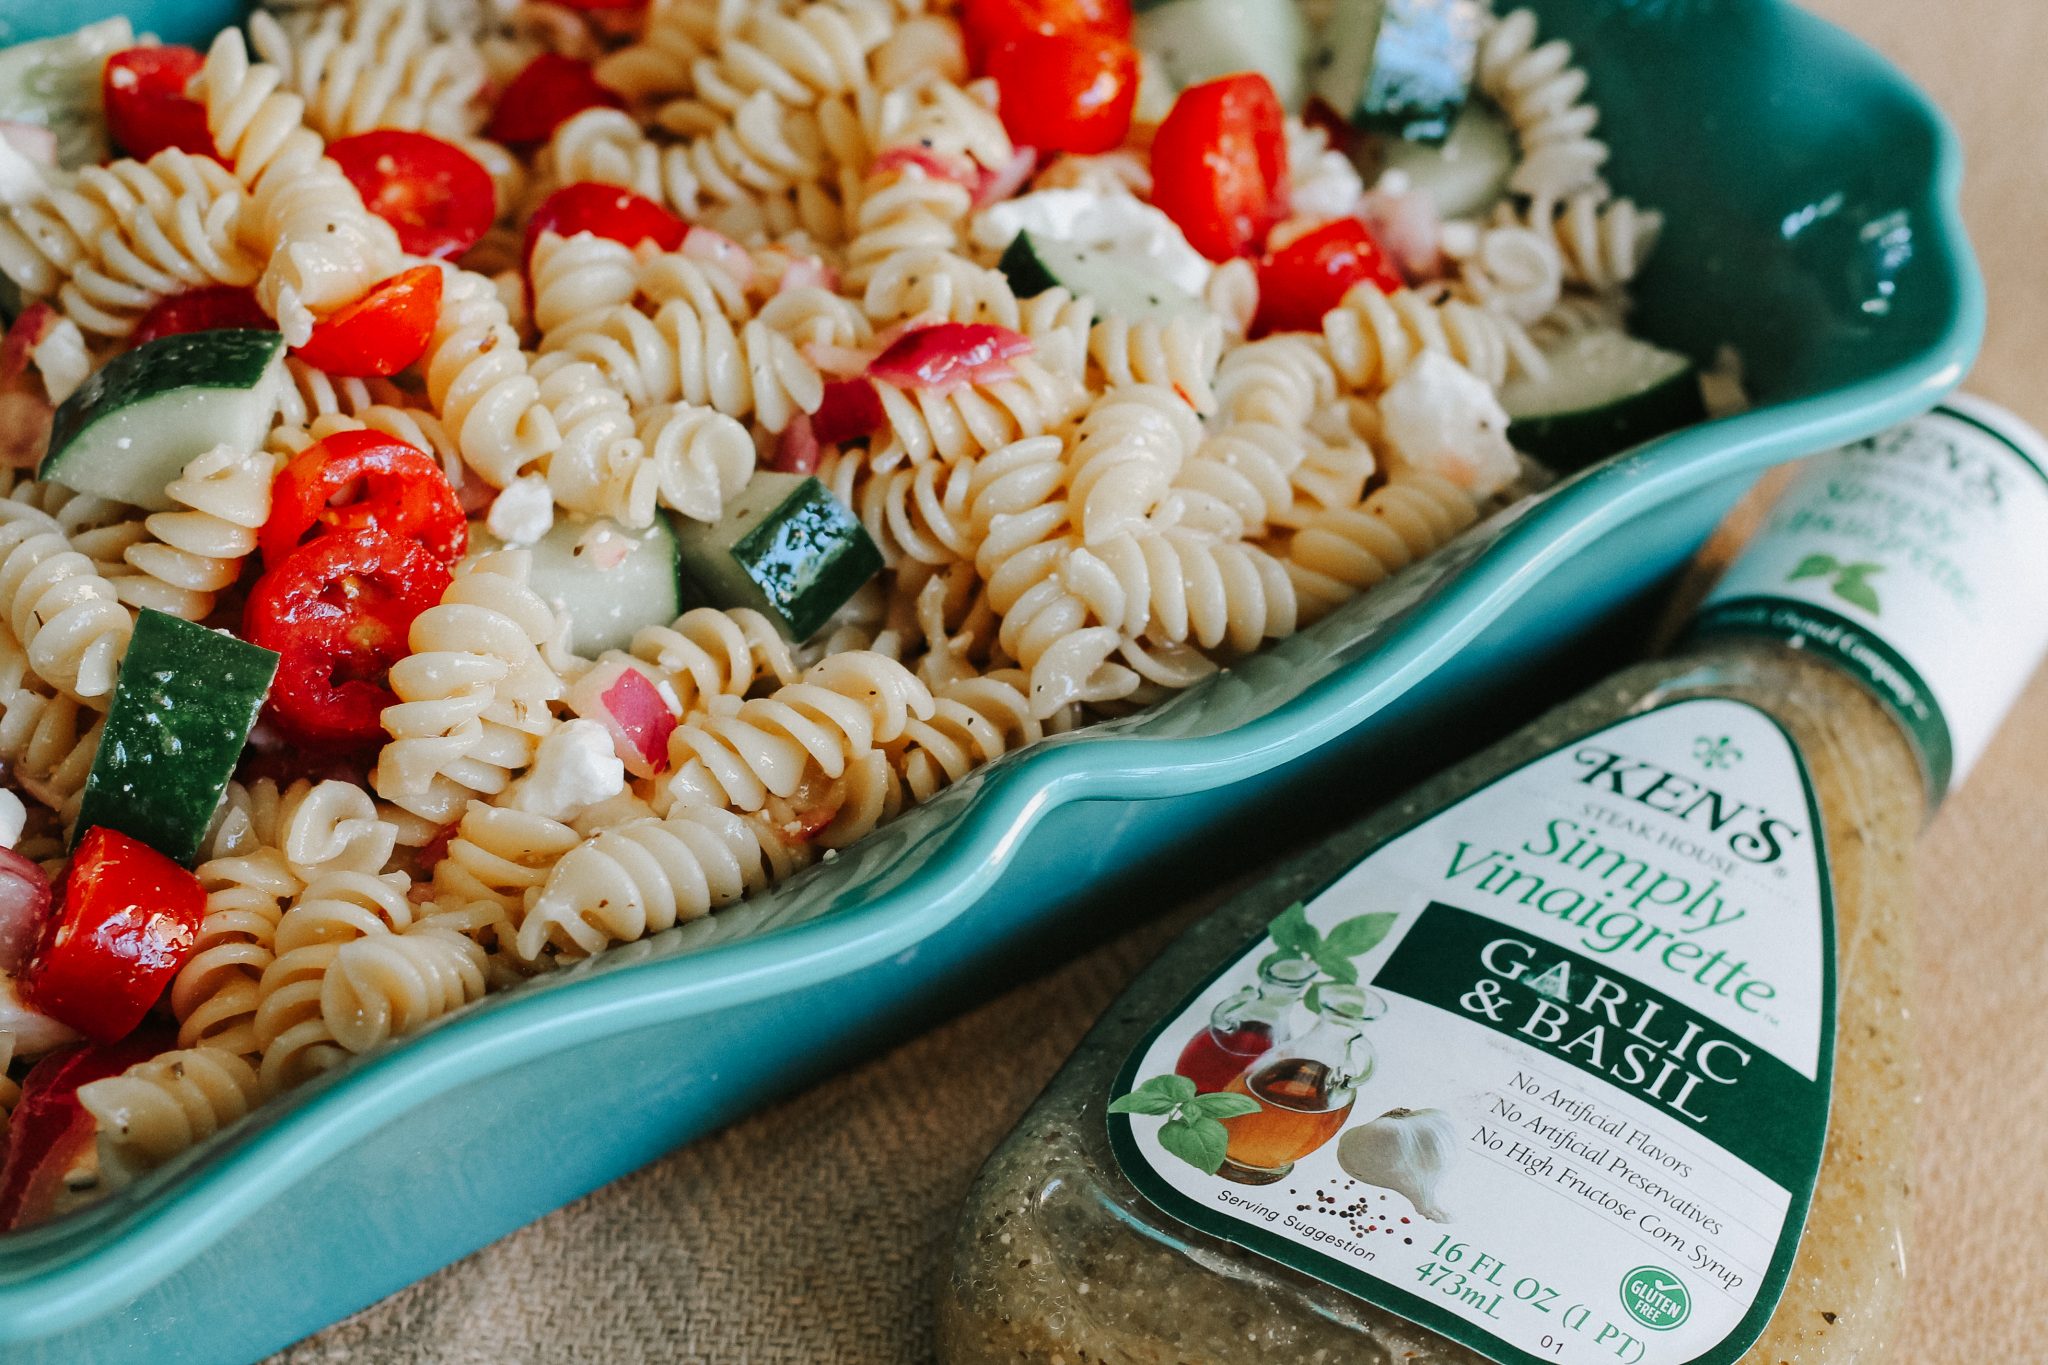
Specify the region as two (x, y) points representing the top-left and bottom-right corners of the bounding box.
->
(1619, 1266), (1690, 1331)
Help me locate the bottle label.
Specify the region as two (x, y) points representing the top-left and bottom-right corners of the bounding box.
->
(1107, 699), (1832, 1365)
(1693, 395), (2048, 798)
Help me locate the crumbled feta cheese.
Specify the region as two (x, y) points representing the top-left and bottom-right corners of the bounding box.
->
(971, 190), (1213, 298)
(32, 315), (90, 404)
(0, 789), (23, 850)
(508, 719), (627, 821)
(1378, 351), (1519, 497)
(486, 474), (555, 545)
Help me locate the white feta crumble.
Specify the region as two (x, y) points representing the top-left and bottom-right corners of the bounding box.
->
(0, 789), (23, 850)
(971, 189), (1213, 298)
(508, 719), (627, 821)
(485, 474), (555, 545)
(1378, 351), (1519, 497)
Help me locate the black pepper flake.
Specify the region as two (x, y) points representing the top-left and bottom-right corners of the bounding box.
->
(1821, 1312), (1838, 1325)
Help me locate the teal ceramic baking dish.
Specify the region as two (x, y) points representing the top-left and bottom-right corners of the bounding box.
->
(0, 0), (1983, 1360)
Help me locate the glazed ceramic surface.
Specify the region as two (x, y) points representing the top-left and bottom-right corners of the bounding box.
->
(0, 0), (1983, 1360)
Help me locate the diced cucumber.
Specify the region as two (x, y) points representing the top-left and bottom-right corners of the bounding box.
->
(1310, 0), (1481, 144)
(674, 474), (882, 642)
(474, 514), (684, 657)
(1137, 0), (1308, 110)
(0, 19), (133, 169)
(1376, 98), (1514, 218)
(74, 610), (279, 865)
(999, 230), (1200, 323)
(1502, 328), (1705, 470)
(42, 330), (285, 512)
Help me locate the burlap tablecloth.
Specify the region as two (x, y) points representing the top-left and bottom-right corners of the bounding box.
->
(272, 1), (2048, 1359)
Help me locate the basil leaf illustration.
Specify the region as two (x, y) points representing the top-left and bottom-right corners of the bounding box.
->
(1108, 1090), (1181, 1116)
(1267, 902), (1318, 956)
(1323, 912), (1397, 959)
(1833, 576), (1882, 615)
(1788, 553), (1838, 580)
(1313, 943), (1360, 985)
(1183, 1092), (1262, 1120)
(1158, 1115), (1233, 1175)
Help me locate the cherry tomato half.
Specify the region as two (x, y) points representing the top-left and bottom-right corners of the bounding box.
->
(961, 0), (1132, 70)
(988, 33), (1138, 156)
(19, 828), (205, 1045)
(129, 286), (273, 348)
(523, 181), (689, 268)
(0, 1031), (171, 1231)
(261, 429), (467, 569)
(329, 130), (496, 260)
(485, 53), (623, 146)
(1253, 218), (1404, 336)
(291, 265), (443, 378)
(101, 46), (213, 162)
(1150, 73), (1290, 262)
(243, 528), (452, 747)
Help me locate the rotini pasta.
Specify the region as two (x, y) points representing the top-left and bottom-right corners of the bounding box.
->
(251, 0), (488, 141)
(78, 1047), (267, 1186)
(1283, 472), (1482, 622)
(1476, 7), (1609, 209)
(0, 501), (135, 706)
(111, 445), (275, 622)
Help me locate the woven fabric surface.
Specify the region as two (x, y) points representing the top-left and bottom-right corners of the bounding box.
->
(271, 0), (2048, 1359)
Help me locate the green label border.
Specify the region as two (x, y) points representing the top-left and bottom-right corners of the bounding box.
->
(1107, 699), (1838, 1365)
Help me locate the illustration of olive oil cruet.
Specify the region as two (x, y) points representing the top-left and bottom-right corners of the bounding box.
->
(1215, 985), (1389, 1185)
(1173, 954), (1319, 1094)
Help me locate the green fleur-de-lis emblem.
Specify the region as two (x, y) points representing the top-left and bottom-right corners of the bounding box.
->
(1694, 735), (1742, 770)
(1788, 553), (1884, 615)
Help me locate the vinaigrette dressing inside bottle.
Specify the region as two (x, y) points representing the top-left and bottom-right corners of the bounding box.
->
(939, 396), (2048, 1365)
(1172, 953), (1317, 1094)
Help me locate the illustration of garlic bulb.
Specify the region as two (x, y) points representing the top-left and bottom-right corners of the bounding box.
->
(1336, 1108), (1460, 1221)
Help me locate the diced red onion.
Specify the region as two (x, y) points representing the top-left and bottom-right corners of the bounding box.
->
(866, 322), (1033, 390)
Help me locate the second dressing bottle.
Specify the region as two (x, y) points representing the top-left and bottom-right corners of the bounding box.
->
(938, 396), (2048, 1365)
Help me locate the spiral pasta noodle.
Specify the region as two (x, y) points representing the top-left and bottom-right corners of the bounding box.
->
(890, 669), (1039, 803)
(1283, 472), (1482, 622)
(594, 0), (748, 110)
(0, 150), (261, 340)
(1477, 7), (1609, 209)
(1321, 284), (1539, 392)
(78, 1047), (268, 1187)
(0, 501), (135, 706)
(250, 0), (488, 141)
(529, 229), (646, 343)
(871, 358), (1084, 469)
(0, 677), (102, 819)
(421, 263), (559, 489)
(1510, 193), (1664, 294)
(319, 914), (489, 1054)
(657, 0), (892, 133)
(255, 869), (418, 1091)
(1087, 525), (1298, 654)
(171, 844), (300, 1058)
(819, 446), (981, 569)
(624, 605), (797, 713)
(110, 445), (276, 622)
(1442, 220), (1564, 327)
(517, 802), (813, 960)
(428, 800), (583, 912)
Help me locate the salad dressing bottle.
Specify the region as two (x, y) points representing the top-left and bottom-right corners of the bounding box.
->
(938, 396), (2048, 1365)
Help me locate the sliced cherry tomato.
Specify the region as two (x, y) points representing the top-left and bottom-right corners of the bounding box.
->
(1253, 218), (1404, 336)
(129, 286), (274, 348)
(987, 33), (1138, 156)
(523, 181), (688, 269)
(262, 429), (467, 569)
(101, 47), (213, 162)
(961, 0), (1132, 69)
(291, 265), (443, 378)
(1150, 73), (1290, 262)
(243, 529), (452, 748)
(0, 1031), (170, 1231)
(328, 130), (496, 260)
(19, 829), (204, 1045)
(485, 53), (623, 146)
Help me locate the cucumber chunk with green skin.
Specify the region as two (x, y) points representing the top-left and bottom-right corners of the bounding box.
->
(1377, 98), (1515, 218)
(674, 474), (882, 642)
(475, 514), (684, 657)
(1136, 0), (1308, 109)
(999, 230), (1200, 322)
(1311, 0), (1482, 145)
(0, 18), (131, 169)
(1502, 328), (1705, 470)
(42, 330), (286, 512)
(73, 610), (280, 866)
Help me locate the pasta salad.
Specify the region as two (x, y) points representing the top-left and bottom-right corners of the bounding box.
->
(0, 0), (1708, 1227)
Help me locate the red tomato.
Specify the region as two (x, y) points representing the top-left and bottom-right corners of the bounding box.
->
(1150, 73), (1290, 262)
(328, 130), (496, 260)
(243, 529), (452, 747)
(291, 265), (443, 378)
(261, 429), (467, 569)
(19, 829), (205, 1045)
(0, 1032), (170, 1231)
(523, 181), (688, 268)
(961, 0), (1132, 69)
(485, 53), (623, 146)
(987, 33), (1138, 156)
(1253, 218), (1404, 336)
(810, 378), (887, 445)
(129, 286), (273, 348)
(101, 47), (213, 161)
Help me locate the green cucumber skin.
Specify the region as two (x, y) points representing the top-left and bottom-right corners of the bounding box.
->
(998, 233), (1063, 299)
(729, 481), (883, 641)
(73, 610), (280, 866)
(998, 230), (1198, 321)
(1508, 373), (1707, 471)
(1354, 0), (1482, 144)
